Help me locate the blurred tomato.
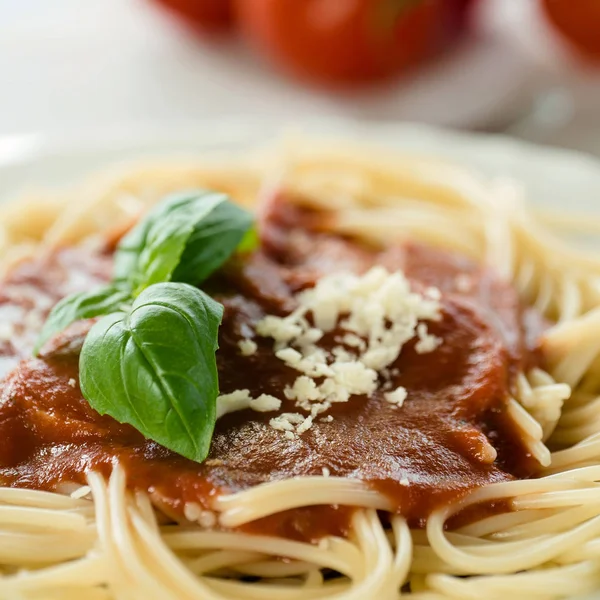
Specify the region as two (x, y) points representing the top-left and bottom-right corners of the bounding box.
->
(542, 0), (600, 61)
(152, 0), (234, 34)
(235, 0), (474, 85)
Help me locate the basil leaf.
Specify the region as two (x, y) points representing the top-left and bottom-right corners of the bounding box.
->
(36, 189), (254, 463)
(79, 282), (223, 462)
(114, 191), (224, 292)
(172, 200), (254, 284)
(113, 193), (201, 283)
(236, 226), (259, 255)
(34, 284), (131, 356)
(114, 190), (252, 294)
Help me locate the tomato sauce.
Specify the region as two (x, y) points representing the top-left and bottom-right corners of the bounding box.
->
(0, 203), (544, 541)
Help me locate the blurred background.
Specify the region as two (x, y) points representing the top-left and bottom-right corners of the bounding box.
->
(0, 0), (598, 155)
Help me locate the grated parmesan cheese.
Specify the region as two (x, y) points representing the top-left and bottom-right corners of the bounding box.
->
(340, 333), (366, 350)
(296, 415), (313, 434)
(216, 389), (281, 419)
(384, 387), (408, 408)
(256, 316), (302, 344)
(216, 389), (252, 418)
(253, 266), (442, 435)
(238, 339), (257, 356)
(270, 413), (305, 432)
(68, 378), (77, 388)
(250, 394), (281, 413)
(220, 266), (443, 439)
(284, 376), (320, 402)
(414, 323), (442, 355)
(270, 412), (319, 440)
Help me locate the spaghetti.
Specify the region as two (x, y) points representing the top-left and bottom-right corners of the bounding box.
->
(0, 139), (598, 599)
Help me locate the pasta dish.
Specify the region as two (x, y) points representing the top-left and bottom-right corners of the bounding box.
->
(0, 140), (597, 600)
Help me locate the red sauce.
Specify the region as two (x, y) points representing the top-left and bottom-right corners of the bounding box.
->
(0, 203), (544, 542)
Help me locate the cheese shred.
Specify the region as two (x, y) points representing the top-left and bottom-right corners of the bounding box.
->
(254, 266), (442, 435)
(218, 267), (442, 436)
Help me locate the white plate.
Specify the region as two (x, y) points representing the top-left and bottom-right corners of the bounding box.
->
(1, 121), (600, 600)
(1, 119), (599, 215)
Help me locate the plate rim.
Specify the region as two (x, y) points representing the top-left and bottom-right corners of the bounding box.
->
(0, 117), (599, 201)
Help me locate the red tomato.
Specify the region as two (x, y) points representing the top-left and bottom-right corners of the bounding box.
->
(152, 0), (235, 34)
(235, 0), (474, 85)
(542, 0), (600, 61)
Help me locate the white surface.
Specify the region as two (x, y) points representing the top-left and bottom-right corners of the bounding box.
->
(0, 0), (539, 135)
(0, 120), (599, 220)
(1, 0), (598, 154)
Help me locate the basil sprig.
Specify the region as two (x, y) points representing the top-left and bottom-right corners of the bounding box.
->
(114, 190), (254, 293)
(35, 190), (254, 463)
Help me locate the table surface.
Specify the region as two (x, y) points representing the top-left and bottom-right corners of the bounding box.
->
(0, 0), (599, 156)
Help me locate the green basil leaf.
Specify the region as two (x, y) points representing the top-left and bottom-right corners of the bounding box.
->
(113, 192), (203, 283)
(172, 200), (254, 284)
(79, 282), (223, 462)
(33, 284), (131, 356)
(236, 226), (259, 255)
(114, 190), (252, 294)
(114, 191), (224, 292)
